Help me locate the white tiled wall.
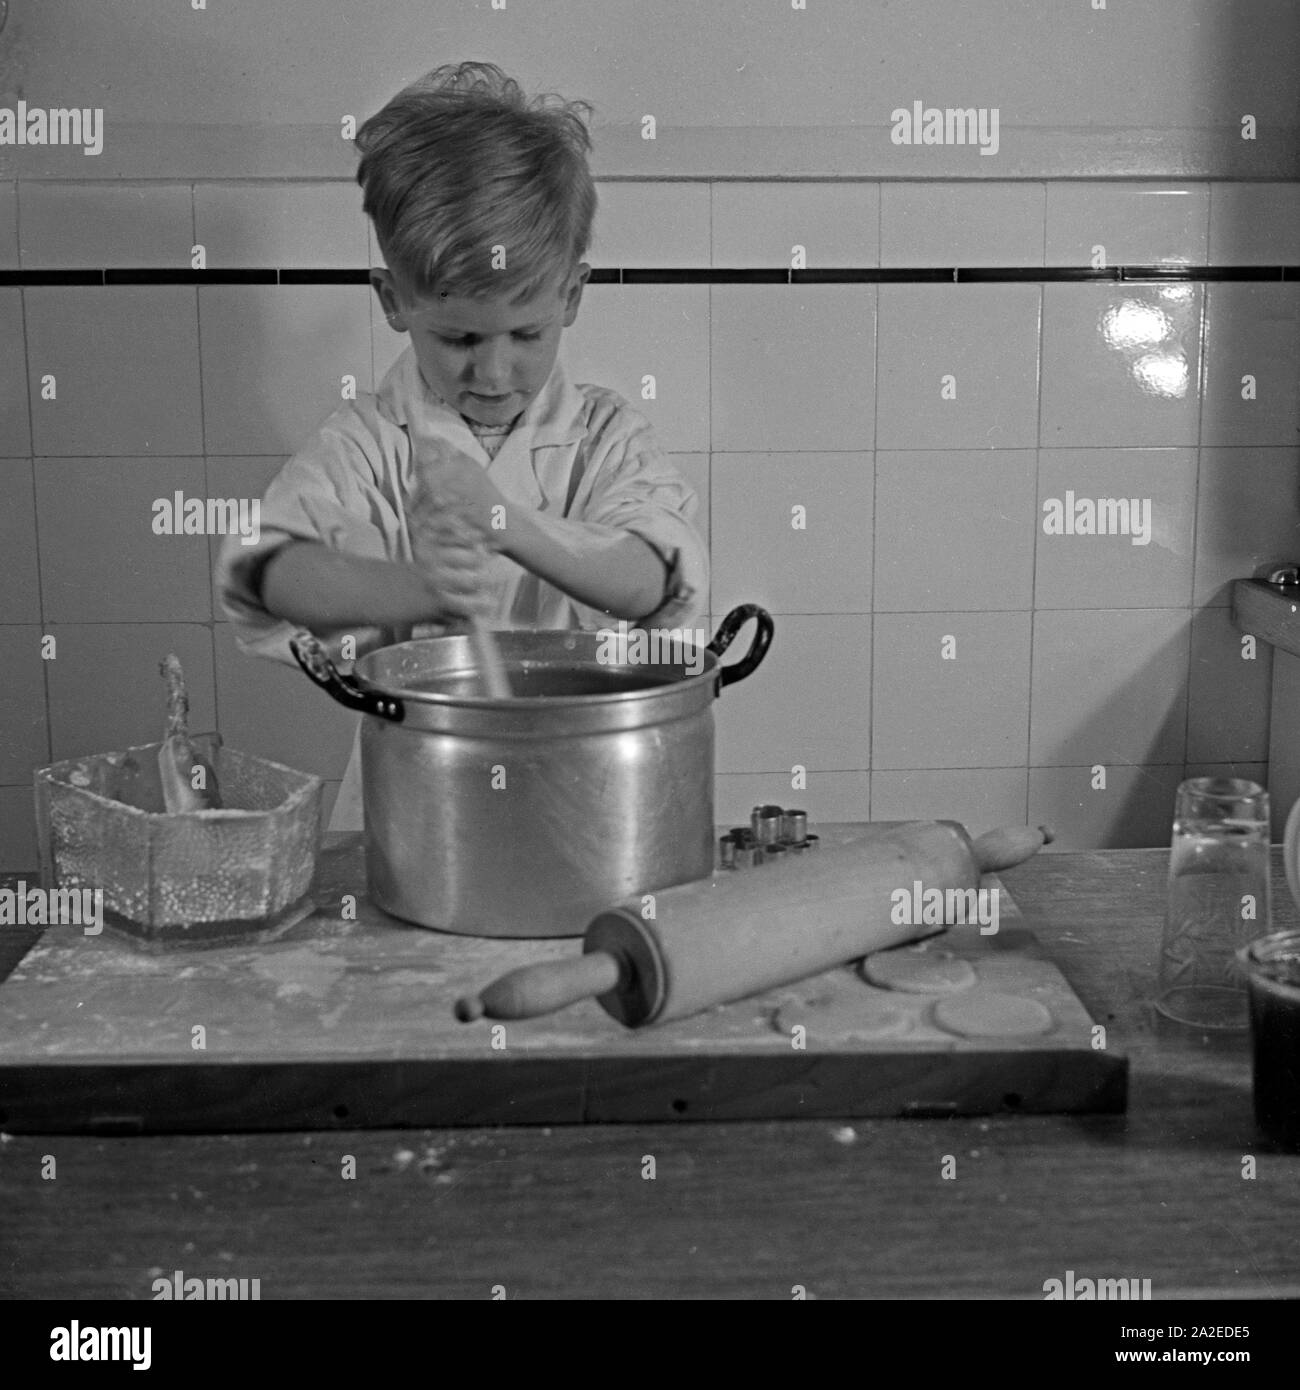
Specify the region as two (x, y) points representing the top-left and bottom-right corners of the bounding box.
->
(2, 178), (1299, 867)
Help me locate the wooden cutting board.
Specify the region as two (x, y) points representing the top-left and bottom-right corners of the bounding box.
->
(0, 825), (1126, 1132)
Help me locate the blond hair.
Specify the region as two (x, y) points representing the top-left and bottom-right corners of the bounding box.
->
(356, 61), (597, 302)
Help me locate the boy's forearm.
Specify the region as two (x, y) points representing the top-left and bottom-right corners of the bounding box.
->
(499, 508), (668, 621)
(259, 542), (444, 627)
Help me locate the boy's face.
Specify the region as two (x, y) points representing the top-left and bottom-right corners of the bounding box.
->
(372, 264), (590, 426)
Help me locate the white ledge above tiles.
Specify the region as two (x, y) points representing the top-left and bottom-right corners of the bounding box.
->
(7, 122), (1300, 183)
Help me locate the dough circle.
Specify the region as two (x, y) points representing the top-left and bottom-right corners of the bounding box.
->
(932, 991), (1054, 1038)
(776, 991), (913, 1042)
(860, 946), (977, 994)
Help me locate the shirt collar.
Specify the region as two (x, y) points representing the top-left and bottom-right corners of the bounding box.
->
(376, 346), (588, 452)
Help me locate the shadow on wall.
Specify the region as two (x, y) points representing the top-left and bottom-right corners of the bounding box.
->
(1030, 617), (1191, 849)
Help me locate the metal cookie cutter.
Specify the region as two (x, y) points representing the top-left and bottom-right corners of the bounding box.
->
(724, 810), (817, 866)
(752, 804), (785, 846)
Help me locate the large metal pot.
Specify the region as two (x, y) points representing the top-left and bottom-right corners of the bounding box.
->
(290, 605), (772, 938)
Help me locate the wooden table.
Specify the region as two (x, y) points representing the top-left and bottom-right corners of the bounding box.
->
(1, 847), (1298, 1300)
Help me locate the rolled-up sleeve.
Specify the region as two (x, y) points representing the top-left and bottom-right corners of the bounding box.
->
(215, 411), (406, 666)
(577, 418), (710, 632)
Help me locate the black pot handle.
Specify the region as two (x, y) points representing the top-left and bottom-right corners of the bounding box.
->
(707, 605), (774, 692)
(289, 630), (406, 722)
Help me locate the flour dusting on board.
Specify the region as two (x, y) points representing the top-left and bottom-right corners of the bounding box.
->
(250, 947), (346, 999)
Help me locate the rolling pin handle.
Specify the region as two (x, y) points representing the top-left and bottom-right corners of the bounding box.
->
(971, 823), (1056, 873)
(454, 950), (624, 1022)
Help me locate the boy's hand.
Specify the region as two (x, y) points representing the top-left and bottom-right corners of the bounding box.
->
(407, 463), (499, 622)
(408, 509), (497, 621)
(409, 438), (510, 547)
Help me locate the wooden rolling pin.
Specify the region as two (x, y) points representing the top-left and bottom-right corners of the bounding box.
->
(455, 821), (1053, 1028)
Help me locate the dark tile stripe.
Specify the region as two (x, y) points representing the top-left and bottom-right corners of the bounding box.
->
(959, 267), (1116, 282)
(794, 268), (941, 283)
(0, 269), (104, 285)
(623, 268), (787, 283)
(101, 269), (279, 285)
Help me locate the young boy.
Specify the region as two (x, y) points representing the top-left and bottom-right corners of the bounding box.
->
(217, 61), (709, 831)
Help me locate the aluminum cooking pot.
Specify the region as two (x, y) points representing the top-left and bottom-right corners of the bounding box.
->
(290, 605), (773, 938)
